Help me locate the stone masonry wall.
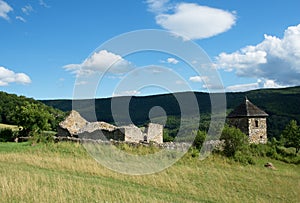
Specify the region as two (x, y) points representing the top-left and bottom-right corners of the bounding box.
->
(248, 118), (267, 144)
(227, 117), (249, 135)
(146, 123), (163, 144)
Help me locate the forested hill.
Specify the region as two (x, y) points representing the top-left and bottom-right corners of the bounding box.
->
(41, 86), (300, 139)
(0, 91), (66, 130)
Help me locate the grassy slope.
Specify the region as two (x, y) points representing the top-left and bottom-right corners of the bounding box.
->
(0, 142), (299, 202)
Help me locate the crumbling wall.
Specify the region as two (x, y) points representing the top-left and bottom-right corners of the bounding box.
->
(146, 123), (163, 144)
(57, 110), (163, 143)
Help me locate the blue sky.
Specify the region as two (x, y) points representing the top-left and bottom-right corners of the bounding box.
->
(0, 0), (300, 99)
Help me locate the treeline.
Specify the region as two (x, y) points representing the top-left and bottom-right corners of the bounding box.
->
(0, 91), (66, 131)
(42, 86), (300, 140)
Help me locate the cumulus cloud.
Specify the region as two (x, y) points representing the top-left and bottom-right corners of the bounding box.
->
(0, 66), (31, 86)
(0, 0), (12, 20)
(64, 50), (133, 76)
(217, 24), (300, 87)
(148, 2), (236, 40)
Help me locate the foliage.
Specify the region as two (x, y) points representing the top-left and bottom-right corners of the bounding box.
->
(162, 130), (174, 142)
(192, 130), (207, 150)
(249, 142), (300, 164)
(280, 120), (300, 154)
(29, 131), (56, 144)
(0, 91), (66, 131)
(220, 125), (249, 157)
(0, 128), (15, 142)
(10, 102), (55, 137)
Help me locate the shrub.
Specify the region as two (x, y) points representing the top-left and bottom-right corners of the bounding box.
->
(192, 130), (206, 150)
(29, 131), (55, 144)
(220, 125), (248, 157)
(163, 130), (174, 142)
(234, 150), (255, 165)
(0, 128), (15, 142)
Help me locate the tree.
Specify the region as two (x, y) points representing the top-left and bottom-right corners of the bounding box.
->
(281, 120), (300, 154)
(10, 102), (54, 137)
(220, 125), (249, 157)
(193, 130), (207, 150)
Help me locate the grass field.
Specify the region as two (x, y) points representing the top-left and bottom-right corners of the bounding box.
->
(0, 142), (299, 202)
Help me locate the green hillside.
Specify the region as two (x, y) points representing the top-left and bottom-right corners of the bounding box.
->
(41, 86), (300, 140)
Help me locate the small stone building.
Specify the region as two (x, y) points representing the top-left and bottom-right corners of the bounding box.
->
(227, 97), (268, 144)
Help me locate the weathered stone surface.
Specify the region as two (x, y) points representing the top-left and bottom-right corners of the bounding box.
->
(58, 110), (88, 137)
(147, 123), (163, 144)
(57, 110), (163, 143)
(79, 121), (117, 133)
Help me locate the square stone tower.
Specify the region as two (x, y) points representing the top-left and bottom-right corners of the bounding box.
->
(227, 97), (268, 144)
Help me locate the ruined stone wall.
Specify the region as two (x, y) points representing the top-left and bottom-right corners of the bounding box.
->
(79, 129), (125, 141)
(123, 125), (144, 143)
(146, 123), (163, 144)
(248, 118), (267, 144)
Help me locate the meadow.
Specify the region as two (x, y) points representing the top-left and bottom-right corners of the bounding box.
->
(0, 142), (299, 202)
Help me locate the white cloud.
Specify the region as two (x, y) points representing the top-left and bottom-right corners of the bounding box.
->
(217, 24), (300, 87)
(16, 16), (26, 22)
(0, 0), (12, 20)
(0, 66), (31, 86)
(189, 75), (208, 83)
(146, 0), (170, 14)
(167, 57), (179, 64)
(226, 83), (259, 92)
(152, 2), (236, 40)
(226, 79), (286, 92)
(22, 4), (34, 15)
(64, 50), (133, 76)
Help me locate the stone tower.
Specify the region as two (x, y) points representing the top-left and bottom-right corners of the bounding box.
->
(227, 97), (268, 144)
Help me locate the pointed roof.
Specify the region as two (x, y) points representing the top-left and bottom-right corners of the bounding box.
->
(227, 97), (268, 118)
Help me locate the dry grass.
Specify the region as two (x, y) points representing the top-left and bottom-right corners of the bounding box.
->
(0, 123), (19, 131)
(0, 142), (299, 202)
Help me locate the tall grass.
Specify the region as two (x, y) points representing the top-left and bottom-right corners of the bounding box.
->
(0, 142), (299, 202)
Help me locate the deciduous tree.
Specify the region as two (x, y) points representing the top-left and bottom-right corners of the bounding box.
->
(281, 120), (300, 154)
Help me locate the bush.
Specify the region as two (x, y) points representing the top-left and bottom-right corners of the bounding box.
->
(220, 126), (248, 157)
(192, 130), (206, 150)
(234, 150), (255, 165)
(29, 131), (55, 144)
(0, 128), (15, 142)
(163, 130), (174, 142)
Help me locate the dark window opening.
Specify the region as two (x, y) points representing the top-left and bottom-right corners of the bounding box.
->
(255, 120), (259, 127)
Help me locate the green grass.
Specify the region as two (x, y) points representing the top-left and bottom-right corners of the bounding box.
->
(0, 142), (299, 202)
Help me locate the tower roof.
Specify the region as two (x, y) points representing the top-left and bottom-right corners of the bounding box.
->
(227, 97), (268, 118)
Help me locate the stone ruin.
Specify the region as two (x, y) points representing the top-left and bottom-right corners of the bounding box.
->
(57, 110), (163, 144)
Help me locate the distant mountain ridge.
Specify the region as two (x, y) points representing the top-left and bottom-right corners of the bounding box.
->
(41, 86), (300, 139)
